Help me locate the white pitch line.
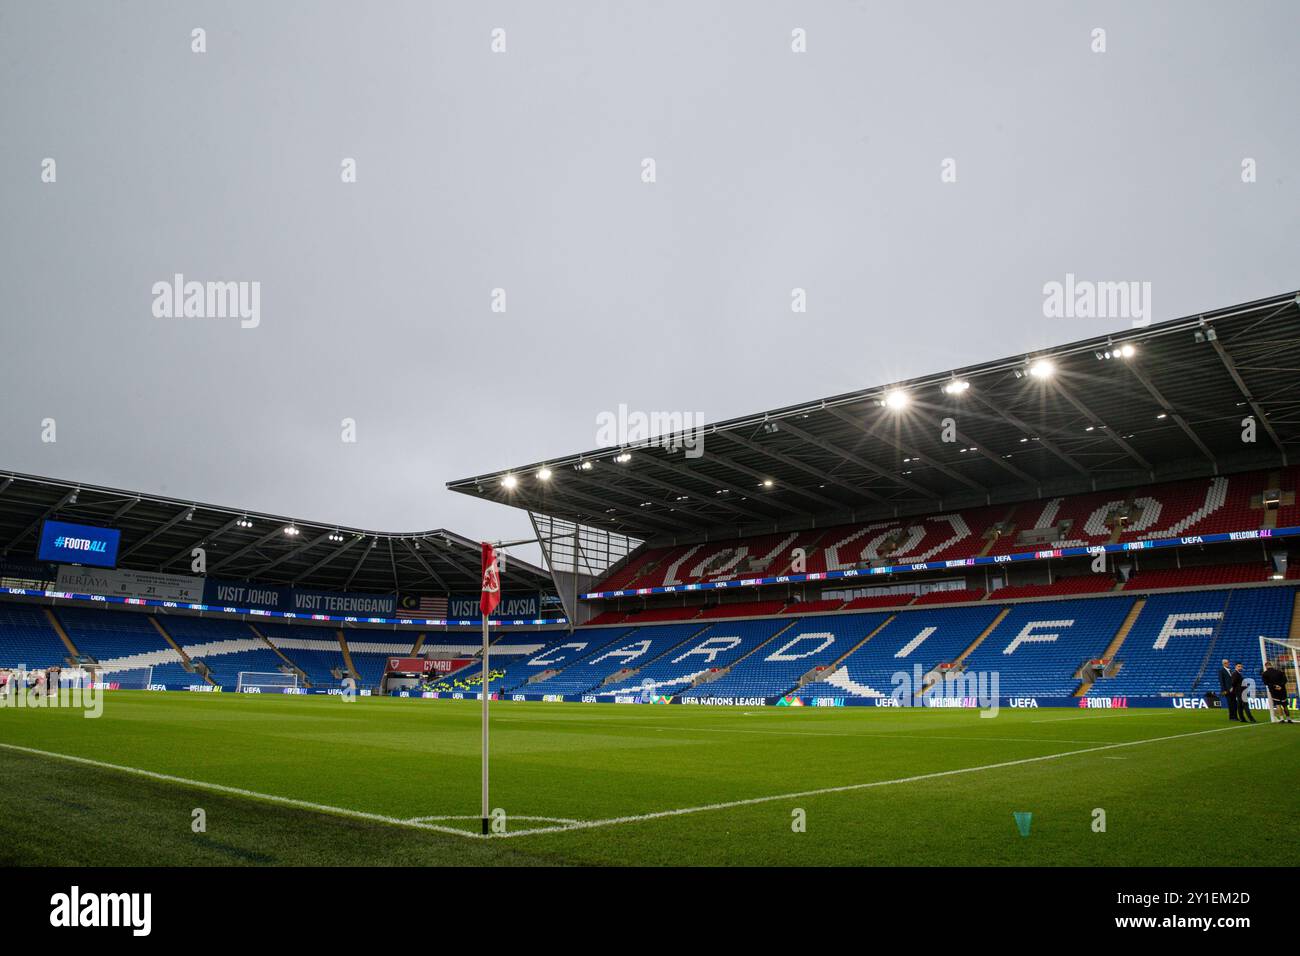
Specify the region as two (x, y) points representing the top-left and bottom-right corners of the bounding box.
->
(0, 741), (474, 839)
(487, 723), (1249, 839)
(0, 723), (1251, 843)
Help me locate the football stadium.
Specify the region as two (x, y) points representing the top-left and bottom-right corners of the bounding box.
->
(2, 292), (1298, 876)
(5, 0), (1299, 934)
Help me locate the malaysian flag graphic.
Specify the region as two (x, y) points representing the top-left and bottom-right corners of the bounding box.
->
(396, 594), (448, 619)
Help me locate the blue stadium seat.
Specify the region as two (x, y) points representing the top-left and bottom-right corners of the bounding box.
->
(0, 604), (73, 669)
(1090, 587), (1293, 697)
(962, 597), (1135, 697)
(679, 612), (891, 700)
(595, 618), (790, 698)
(799, 605), (1003, 700)
(526, 623), (708, 696)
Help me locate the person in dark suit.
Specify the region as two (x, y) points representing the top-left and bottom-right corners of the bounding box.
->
(1232, 663), (1257, 723)
(1218, 659), (1237, 720)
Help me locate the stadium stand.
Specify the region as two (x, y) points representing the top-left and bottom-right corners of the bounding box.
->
(697, 600), (787, 619)
(52, 608), (199, 688)
(679, 612), (892, 700)
(911, 588), (988, 606)
(0, 604), (73, 669)
(960, 597), (1137, 697)
(990, 577), (1118, 600)
(1089, 587), (1294, 697)
(841, 594), (914, 611)
(490, 630), (633, 693)
(781, 598), (844, 614)
(524, 623), (708, 696)
(1123, 564), (1274, 591)
(587, 469), (1296, 593)
(799, 605), (1005, 700)
(619, 607), (701, 623)
(159, 616), (293, 689)
(257, 624), (349, 687)
(347, 637), (424, 688)
(594, 618), (790, 698)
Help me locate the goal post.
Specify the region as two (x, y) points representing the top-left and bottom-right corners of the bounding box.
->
(236, 671), (299, 694)
(1258, 636), (1299, 723)
(100, 666), (154, 691)
(57, 666), (154, 690)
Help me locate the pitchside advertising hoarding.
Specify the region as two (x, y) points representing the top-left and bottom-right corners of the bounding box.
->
(390, 691), (1295, 710)
(202, 579), (398, 616)
(385, 657), (473, 674)
(448, 592), (540, 618)
(55, 566), (204, 603)
(37, 520), (121, 568)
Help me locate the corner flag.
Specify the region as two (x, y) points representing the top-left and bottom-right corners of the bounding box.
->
(480, 542), (501, 616)
(479, 542), (499, 835)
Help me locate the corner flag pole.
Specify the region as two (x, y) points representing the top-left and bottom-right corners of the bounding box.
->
(481, 600), (489, 834)
(479, 541), (501, 836)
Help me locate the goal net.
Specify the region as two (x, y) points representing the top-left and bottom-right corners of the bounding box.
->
(1258, 636), (1299, 723)
(57, 666), (154, 690)
(99, 666), (154, 690)
(236, 671), (299, 694)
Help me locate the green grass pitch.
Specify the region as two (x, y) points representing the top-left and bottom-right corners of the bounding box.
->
(0, 693), (1294, 866)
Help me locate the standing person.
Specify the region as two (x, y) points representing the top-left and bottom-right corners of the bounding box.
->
(1218, 658), (1237, 720)
(1262, 660), (1293, 723)
(1232, 663), (1258, 723)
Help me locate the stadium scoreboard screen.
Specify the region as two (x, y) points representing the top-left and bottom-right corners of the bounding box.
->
(36, 519), (121, 568)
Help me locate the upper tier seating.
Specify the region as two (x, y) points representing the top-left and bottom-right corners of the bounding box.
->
(585, 609), (630, 627)
(593, 468), (1297, 593)
(911, 588), (987, 606)
(1123, 564), (1274, 591)
(841, 594), (914, 611)
(780, 599), (844, 614)
(990, 577), (1117, 600)
(619, 607), (701, 623)
(697, 600), (787, 619)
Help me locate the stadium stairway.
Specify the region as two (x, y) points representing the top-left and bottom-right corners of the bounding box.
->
(249, 625), (309, 685)
(977, 508), (1019, 557)
(150, 617), (214, 686)
(915, 606), (1011, 696)
(686, 617), (802, 691)
(952, 606), (1009, 667)
(1074, 597), (1146, 696)
(336, 630), (360, 680)
(1189, 591), (1234, 693)
(793, 614), (896, 693)
(43, 608), (81, 661)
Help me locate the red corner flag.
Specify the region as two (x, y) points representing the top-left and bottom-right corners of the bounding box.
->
(480, 542), (501, 617)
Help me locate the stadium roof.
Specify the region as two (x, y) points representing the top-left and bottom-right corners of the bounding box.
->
(449, 290), (1300, 542)
(0, 472), (553, 596)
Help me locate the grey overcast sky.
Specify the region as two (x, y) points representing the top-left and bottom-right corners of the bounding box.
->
(2, 1), (1297, 553)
